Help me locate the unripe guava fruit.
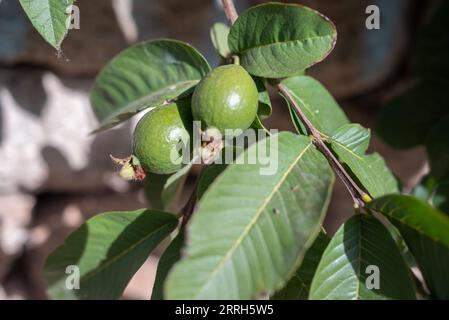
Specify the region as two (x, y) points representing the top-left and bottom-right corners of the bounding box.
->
(133, 100), (192, 174)
(191, 65), (258, 134)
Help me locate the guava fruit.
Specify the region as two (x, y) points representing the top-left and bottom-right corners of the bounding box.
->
(191, 64), (258, 134)
(133, 100), (192, 174)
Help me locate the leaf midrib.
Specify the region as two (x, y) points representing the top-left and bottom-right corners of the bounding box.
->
(193, 141), (313, 298)
(238, 35), (335, 55)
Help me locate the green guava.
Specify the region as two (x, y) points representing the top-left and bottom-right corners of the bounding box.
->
(133, 100), (192, 174)
(191, 64), (258, 134)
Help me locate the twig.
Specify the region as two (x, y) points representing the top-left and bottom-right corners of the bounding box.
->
(180, 165), (205, 226)
(222, 0), (238, 25)
(278, 83), (368, 207)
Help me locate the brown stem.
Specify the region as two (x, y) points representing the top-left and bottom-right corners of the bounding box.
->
(180, 165), (205, 226)
(278, 83), (368, 207)
(222, 0), (238, 25)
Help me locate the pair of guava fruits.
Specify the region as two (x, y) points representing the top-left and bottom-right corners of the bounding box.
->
(133, 64), (259, 175)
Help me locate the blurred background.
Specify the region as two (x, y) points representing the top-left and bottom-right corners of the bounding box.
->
(0, 0), (438, 299)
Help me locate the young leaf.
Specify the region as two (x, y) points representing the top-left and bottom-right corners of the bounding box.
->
(210, 22), (231, 59)
(19, 0), (73, 49)
(90, 40), (211, 132)
(377, 80), (449, 149)
(426, 116), (449, 180)
(250, 77), (273, 133)
(271, 231), (329, 300)
(309, 214), (416, 300)
(329, 125), (399, 198)
(152, 231), (184, 300)
(280, 76), (349, 135)
(254, 77), (272, 119)
(165, 132), (334, 299)
(44, 209), (177, 299)
(228, 3), (337, 78)
(367, 195), (449, 299)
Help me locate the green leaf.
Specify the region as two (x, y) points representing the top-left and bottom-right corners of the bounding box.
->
(250, 77), (272, 133)
(280, 76), (349, 135)
(228, 3), (337, 78)
(19, 0), (73, 49)
(152, 231), (184, 300)
(367, 195), (449, 299)
(377, 80), (449, 149)
(90, 40), (211, 132)
(271, 231), (329, 300)
(197, 164), (228, 200)
(329, 125), (398, 198)
(413, 175), (449, 214)
(165, 132), (334, 299)
(210, 22), (231, 59)
(44, 209), (177, 299)
(254, 77), (272, 119)
(161, 163), (193, 211)
(309, 214), (416, 300)
(426, 116), (449, 180)
(287, 100), (307, 135)
(330, 124), (370, 156)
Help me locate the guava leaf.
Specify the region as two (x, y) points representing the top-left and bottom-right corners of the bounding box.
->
(367, 195), (449, 299)
(210, 22), (231, 59)
(161, 162), (193, 212)
(279, 76), (349, 135)
(90, 40), (211, 132)
(377, 80), (449, 149)
(330, 124), (370, 156)
(271, 231), (329, 300)
(254, 77), (272, 119)
(44, 209), (177, 299)
(413, 175), (449, 214)
(19, 0), (73, 49)
(151, 231), (184, 300)
(329, 124), (399, 198)
(250, 77), (272, 133)
(228, 3), (337, 78)
(165, 132), (334, 299)
(309, 214), (416, 300)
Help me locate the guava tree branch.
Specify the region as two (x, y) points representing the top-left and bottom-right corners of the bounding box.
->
(278, 84), (368, 207)
(222, 0), (238, 24)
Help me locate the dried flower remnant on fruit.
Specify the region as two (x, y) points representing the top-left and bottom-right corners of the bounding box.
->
(110, 155), (146, 181)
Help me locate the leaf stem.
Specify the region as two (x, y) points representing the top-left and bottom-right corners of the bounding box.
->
(222, 0), (238, 25)
(278, 83), (368, 207)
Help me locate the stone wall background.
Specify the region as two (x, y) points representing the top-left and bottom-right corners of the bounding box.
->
(0, 0), (431, 299)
